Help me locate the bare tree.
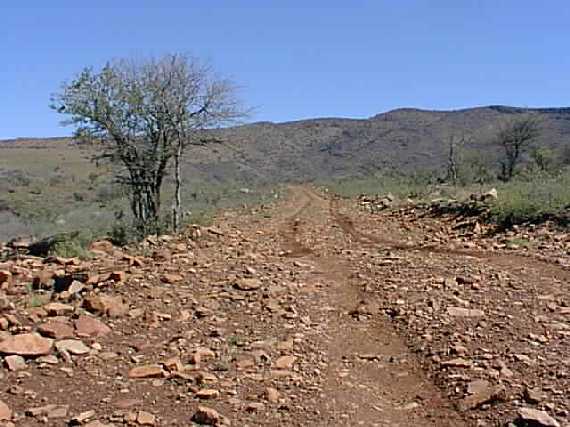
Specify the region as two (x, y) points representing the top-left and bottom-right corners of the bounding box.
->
(495, 114), (541, 181)
(445, 133), (472, 185)
(52, 54), (244, 235)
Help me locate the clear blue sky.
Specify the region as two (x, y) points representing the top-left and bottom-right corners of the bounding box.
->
(1, 1), (570, 138)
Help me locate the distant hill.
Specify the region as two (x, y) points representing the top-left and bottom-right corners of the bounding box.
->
(2, 105), (570, 241)
(197, 105), (570, 184)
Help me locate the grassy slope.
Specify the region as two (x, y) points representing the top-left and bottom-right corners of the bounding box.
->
(2, 105), (570, 240)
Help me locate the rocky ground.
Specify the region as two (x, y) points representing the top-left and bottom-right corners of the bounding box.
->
(0, 186), (568, 426)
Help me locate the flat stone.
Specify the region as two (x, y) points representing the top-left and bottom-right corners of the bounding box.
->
(70, 410), (96, 424)
(458, 384), (505, 411)
(265, 387), (280, 403)
(195, 389), (220, 400)
(517, 407), (560, 427)
(26, 404), (69, 419)
(37, 321), (75, 339)
(4, 355), (26, 371)
(0, 400), (11, 420)
(43, 303), (74, 316)
(56, 339), (90, 355)
(74, 315), (111, 337)
(128, 364), (164, 379)
(234, 278), (262, 291)
(0, 333), (53, 356)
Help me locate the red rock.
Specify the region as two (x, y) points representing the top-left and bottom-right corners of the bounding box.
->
(74, 315), (111, 337)
(192, 406), (225, 425)
(55, 339), (90, 355)
(0, 333), (52, 356)
(265, 387), (280, 403)
(43, 303), (74, 316)
(517, 408), (560, 427)
(32, 271), (55, 289)
(83, 295), (128, 317)
(274, 355), (297, 369)
(4, 354), (26, 371)
(128, 364), (164, 379)
(0, 400), (11, 420)
(38, 321), (75, 339)
(0, 271), (12, 286)
(195, 389), (220, 400)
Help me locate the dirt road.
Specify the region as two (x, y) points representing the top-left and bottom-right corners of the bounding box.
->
(0, 185), (568, 426)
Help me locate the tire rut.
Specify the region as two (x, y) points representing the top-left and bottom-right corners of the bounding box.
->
(277, 186), (467, 426)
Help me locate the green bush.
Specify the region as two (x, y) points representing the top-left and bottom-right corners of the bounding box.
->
(49, 231), (96, 259)
(490, 170), (570, 226)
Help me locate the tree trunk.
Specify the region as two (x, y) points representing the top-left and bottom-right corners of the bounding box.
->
(172, 141), (183, 232)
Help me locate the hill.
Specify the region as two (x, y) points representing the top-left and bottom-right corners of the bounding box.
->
(2, 105), (570, 240)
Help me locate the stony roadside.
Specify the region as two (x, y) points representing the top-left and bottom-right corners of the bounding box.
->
(338, 194), (570, 427)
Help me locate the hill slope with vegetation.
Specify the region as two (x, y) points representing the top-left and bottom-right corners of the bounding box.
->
(1, 105), (570, 241)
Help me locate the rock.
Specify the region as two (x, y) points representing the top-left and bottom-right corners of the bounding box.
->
(37, 321), (75, 339)
(26, 404), (69, 418)
(0, 271), (12, 286)
(274, 355), (297, 369)
(523, 386), (543, 404)
(0, 333), (53, 356)
(447, 306), (484, 317)
(265, 387), (280, 403)
(233, 278), (262, 291)
(483, 188), (498, 201)
(74, 315), (111, 337)
(0, 400), (11, 420)
(192, 406), (227, 426)
(517, 408), (560, 427)
(43, 302), (74, 316)
(55, 339), (90, 355)
(458, 383), (505, 411)
(37, 354), (59, 365)
(245, 402), (265, 412)
(89, 240), (114, 254)
(83, 295), (128, 317)
(69, 410), (96, 424)
(128, 364), (164, 379)
(160, 273), (183, 284)
(4, 355), (26, 371)
(136, 410), (156, 425)
(191, 347), (216, 365)
(33, 271), (55, 290)
(195, 389), (220, 400)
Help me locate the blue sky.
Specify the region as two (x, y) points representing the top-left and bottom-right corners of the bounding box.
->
(1, 1), (570, 138)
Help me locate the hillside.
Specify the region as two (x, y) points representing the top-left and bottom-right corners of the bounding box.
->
(2, 105), (570, 240)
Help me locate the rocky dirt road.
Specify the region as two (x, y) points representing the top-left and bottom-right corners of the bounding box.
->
(0, 186), (568, 426)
